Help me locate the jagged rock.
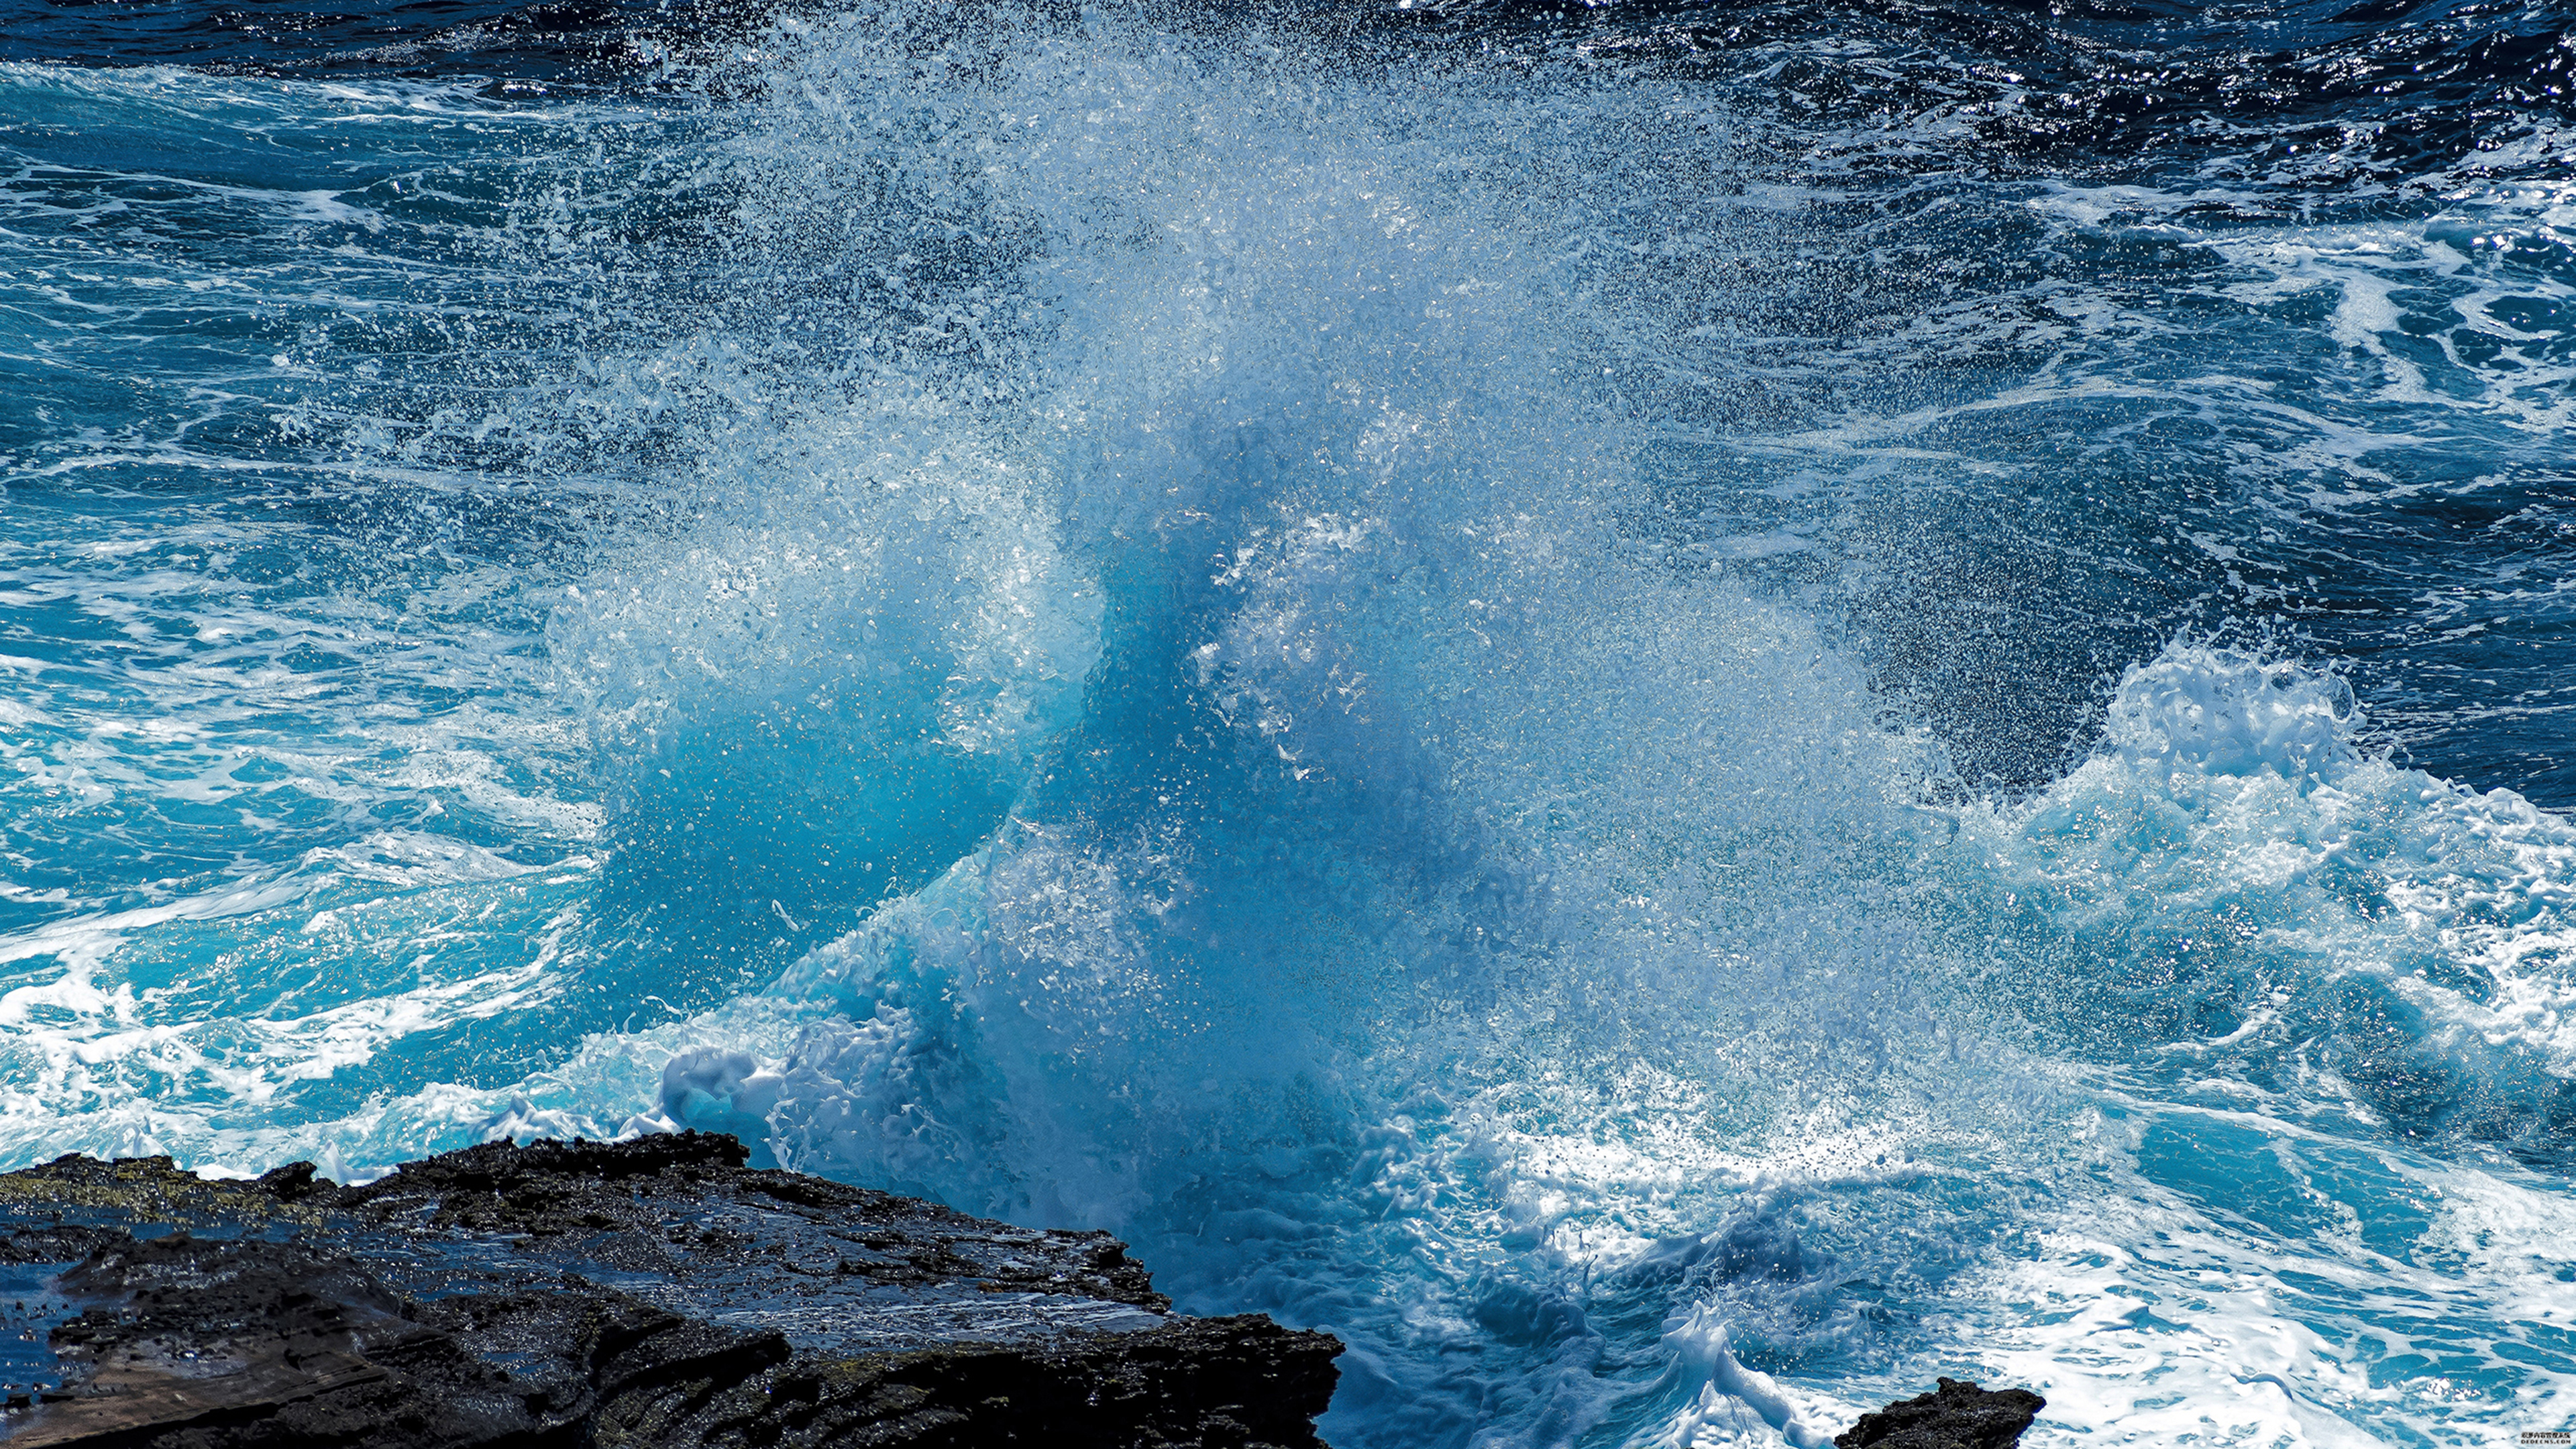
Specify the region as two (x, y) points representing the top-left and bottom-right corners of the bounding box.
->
(1835, 1377), (2047, 1449)
(0, 1132), (1340, 1448)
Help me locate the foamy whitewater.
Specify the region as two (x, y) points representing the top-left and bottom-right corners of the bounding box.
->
(4, 0), (2575, 1442)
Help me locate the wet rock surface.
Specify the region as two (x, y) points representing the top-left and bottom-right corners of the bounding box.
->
(0, 1132), (1340, 1448)
(1835, 1376), (2047, 1449)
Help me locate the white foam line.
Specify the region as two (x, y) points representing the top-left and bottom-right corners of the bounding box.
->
(0, 877), (313, 973)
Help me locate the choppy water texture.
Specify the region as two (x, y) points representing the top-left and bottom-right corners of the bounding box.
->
(5, 0), (2576, 1442)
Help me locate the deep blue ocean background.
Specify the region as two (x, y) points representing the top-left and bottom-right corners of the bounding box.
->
(5, 0), (2576, 1442)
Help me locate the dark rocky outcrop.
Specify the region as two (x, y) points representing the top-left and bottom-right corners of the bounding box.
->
(0, 1132), (1340, 1448)
(1835, 1377), (2047, 1449)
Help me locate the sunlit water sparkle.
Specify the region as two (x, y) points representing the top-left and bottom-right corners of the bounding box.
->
(5, 2), (2576, 1444)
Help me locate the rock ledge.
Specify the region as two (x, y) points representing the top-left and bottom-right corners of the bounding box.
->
(0, 1132), (1340, 1448)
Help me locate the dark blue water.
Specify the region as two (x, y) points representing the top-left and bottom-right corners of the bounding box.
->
(3, 1), (2574, 1443)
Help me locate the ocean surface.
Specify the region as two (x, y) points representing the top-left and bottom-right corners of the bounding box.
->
(3, 0), (2575, 1442)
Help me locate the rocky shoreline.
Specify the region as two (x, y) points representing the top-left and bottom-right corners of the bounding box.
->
(0, 1132), (1340, 1448)
(0, 1132), (2045, 1448)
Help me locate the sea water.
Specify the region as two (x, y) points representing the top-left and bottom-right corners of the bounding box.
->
(3, 0), (2575, 1443)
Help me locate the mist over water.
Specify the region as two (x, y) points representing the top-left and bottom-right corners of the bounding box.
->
(6, 0), (2576, 1443)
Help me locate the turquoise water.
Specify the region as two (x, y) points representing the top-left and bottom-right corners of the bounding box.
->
(5, 3), (2576, 1444)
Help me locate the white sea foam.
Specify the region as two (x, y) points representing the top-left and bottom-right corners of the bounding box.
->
(6, 11), (2576, 1449)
